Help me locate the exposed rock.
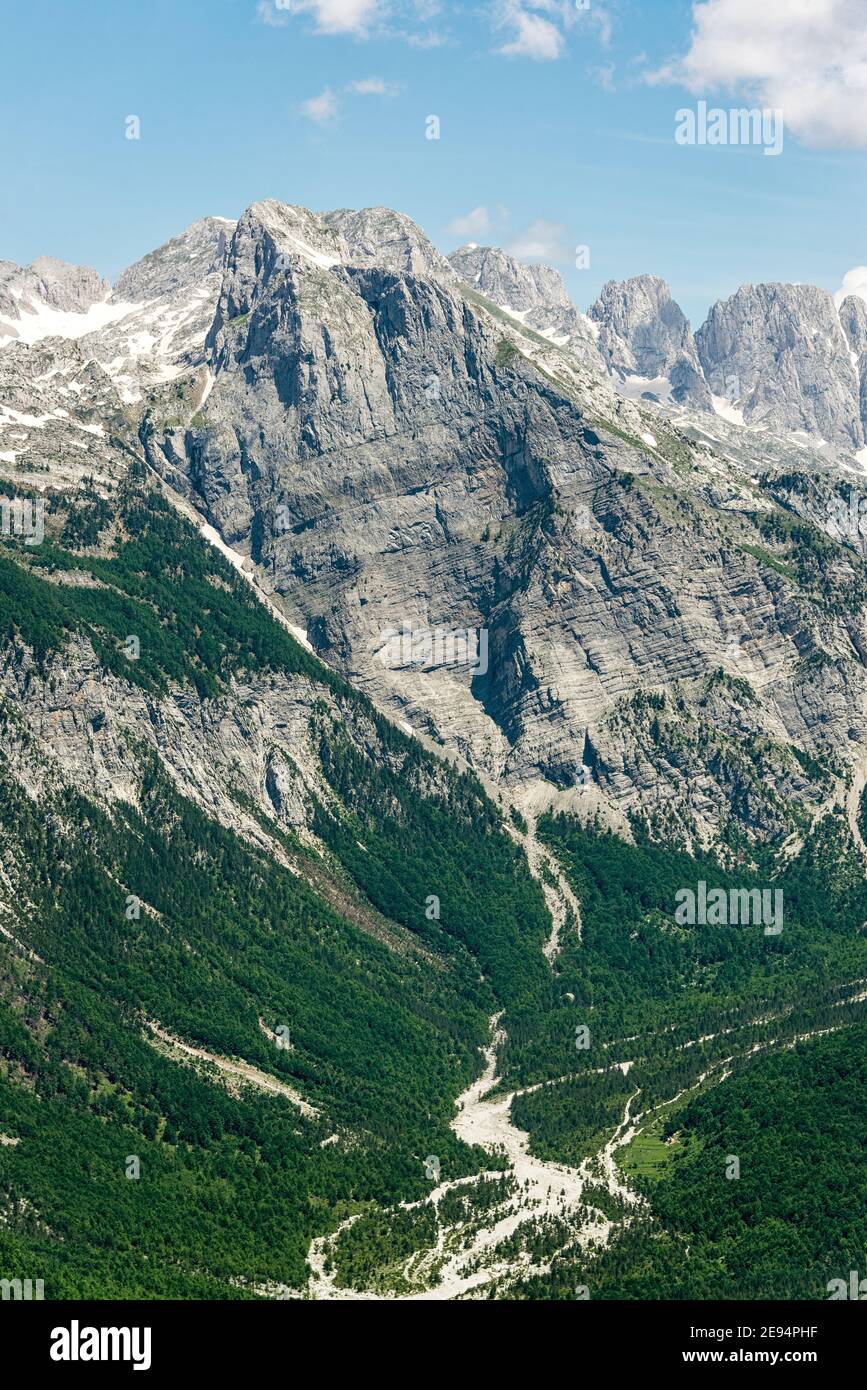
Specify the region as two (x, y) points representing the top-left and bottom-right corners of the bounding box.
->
(0, 257), (110, 327)
(132, 201), (867, 844)
(448, 244), (572, 314)
(7, 197), (867, 849)
(448, 242), (605, 372)
(589, 275), (711, 408)
(323, 206), (457, 283)
(839, 294), (867, 435)
(696, 282), (863, 447)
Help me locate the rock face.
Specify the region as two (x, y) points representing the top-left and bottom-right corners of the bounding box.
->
(114, 215), (233, 301)
(322, 206), (457, 283)
(839, 293), (867, 434)
(7, 197), (867, 850)
(588, 275), (711, 408)
(0, 219), (234, 401)
(696, 283), (864, 447)
(448, 243), (572, 314)
(132, 201), (867, 844)
(0, 257), (113, 342)
(84, 216), (234, 400)
(448, 243), (605, 372)
(0, 257), (110, 328)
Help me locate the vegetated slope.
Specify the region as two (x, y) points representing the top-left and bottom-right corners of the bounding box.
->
(509, 1022), (867, 1300)
(504, 813), (867, 1124)
(0, 475), (550, 1297)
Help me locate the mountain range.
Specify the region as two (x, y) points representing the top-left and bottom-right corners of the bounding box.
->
(1, 199), (866, 1301)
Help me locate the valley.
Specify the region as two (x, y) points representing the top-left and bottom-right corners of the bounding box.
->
(1, 197), (866, 1303)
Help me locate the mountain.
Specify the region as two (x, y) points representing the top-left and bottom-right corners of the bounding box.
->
(0, 257), (110, 323)
(323, 205), (459, 283)
(446, 248), (867, 452)
(588, 274), (712, 409)
(696, 282), (865, 448)
(447, 241), (605, 372)
(0, 218), (233, 406)
(130, 203), (867, 850)
(1, 197), (867, 1301)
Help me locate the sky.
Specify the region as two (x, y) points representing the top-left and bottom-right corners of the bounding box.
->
(2, 0), (867, 326)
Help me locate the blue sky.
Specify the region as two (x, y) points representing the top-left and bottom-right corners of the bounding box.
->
(2, 0), (866, 325)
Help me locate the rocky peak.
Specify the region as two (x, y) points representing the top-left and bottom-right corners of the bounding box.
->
(321, 206), (457, 283)
(114, 216), (234, 302)
(0, 257), (111, 336)
(696, 282), (863, 448)
(204, 201), (347, 355)
(839, 294), (867, 354)
(448, 243), (571, 314)
(447, 242), (604, 373)
(588, 274), (710, 408)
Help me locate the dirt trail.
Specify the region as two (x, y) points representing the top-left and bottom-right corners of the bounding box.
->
(144, 1020), (320, 1118)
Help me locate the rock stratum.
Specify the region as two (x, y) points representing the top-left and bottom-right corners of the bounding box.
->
(4, 199), (867, 852)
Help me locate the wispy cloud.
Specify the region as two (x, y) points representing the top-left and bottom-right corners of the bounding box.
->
(405, 29), (450, 47)
(647, 0), (867, 149)
(299, 75), (398, 125)
(346, 77), (399, 96)
(259, 0), (383, 37)
(447, 206), (493, 237)
(589, 60), (616, 93)
(507, 218), (571, 263)
(299, 87), (339, 125)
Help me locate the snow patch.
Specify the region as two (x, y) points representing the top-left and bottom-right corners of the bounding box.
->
(711, 394), (745, 427)
(0, 292), (138, 347)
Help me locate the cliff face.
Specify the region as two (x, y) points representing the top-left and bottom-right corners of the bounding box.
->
(447, 241), (605, 371)
(696, 282), (864, 447)
(131, 202), (867, 845)
(5, 199), (867, 851)
(588, 274), (712, 409)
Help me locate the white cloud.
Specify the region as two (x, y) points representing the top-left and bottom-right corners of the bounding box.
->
(507, 218), (572, 263)
(266, 0), (382, 37)
(299, 76), (398, 125)
(497, 6), (564, 61)
(492, 0), (611, 61)
(650, 0), (867, 148)
(300, 88), (339, 125)
(346, 77), (399, 95)
(256, 1), (290, 25)
(447, 206), (493, 237)
(836, 267), (867, 308)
